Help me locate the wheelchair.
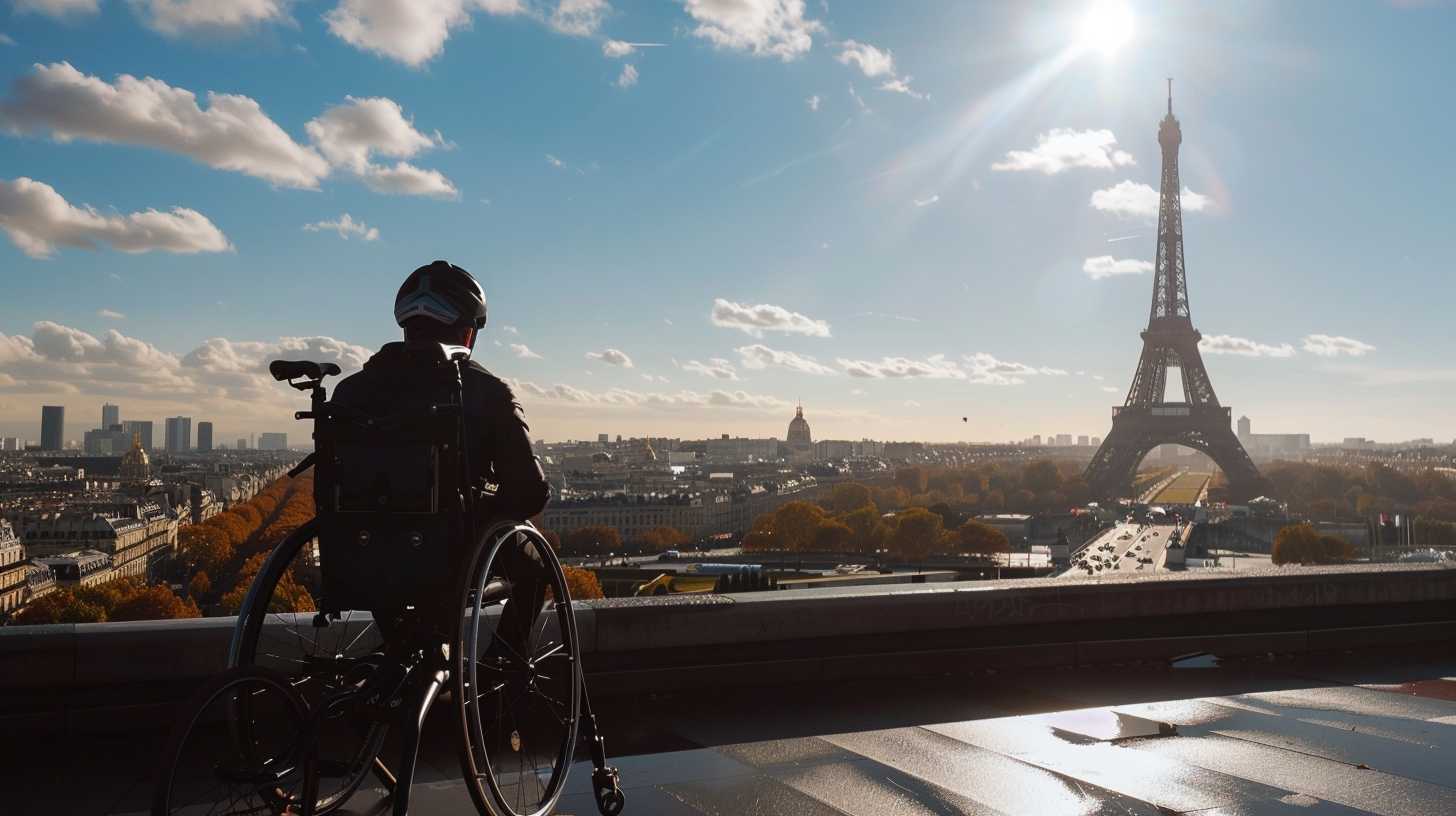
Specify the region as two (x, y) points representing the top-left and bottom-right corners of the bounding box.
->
(153, 347), (624, 816)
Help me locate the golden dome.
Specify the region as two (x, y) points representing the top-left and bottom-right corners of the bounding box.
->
(120, 432), (151, 482)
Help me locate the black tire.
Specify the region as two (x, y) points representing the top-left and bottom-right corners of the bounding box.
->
(229, 520), (389, 813)
(455, 522), (582, 816)
(153, 666), (314, 816)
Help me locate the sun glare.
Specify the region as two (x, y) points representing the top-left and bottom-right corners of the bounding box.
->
(1078, 1), (1135, 57)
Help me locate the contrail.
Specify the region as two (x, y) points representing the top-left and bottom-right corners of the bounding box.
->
(1106, 234), (1141, 243)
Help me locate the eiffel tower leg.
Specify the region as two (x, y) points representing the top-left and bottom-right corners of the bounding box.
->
(1085, 421), (1154, 500)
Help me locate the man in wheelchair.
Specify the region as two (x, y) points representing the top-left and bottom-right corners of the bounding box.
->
(328, 259), (552, 653)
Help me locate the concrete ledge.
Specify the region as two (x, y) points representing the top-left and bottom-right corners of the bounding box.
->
(3, 563), (1453, 733)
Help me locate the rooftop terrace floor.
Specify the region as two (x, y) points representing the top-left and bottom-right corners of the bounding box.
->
(10, 643), (1456, 816)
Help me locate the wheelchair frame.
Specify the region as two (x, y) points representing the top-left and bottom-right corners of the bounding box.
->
(152, 353), (623, 816)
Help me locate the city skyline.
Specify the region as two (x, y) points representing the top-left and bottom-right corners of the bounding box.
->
(2, 2), (1453, 444)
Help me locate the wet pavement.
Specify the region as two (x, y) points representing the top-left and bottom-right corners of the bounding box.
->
(12, 645), (1456, 815)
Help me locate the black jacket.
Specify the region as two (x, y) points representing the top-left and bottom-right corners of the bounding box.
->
(330, 342), (550, 521)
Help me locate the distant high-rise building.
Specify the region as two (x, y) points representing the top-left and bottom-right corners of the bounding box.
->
(236, 438), (249, 450)
(165, 416), (192, 452)
(123, 420), (154, 451)
(1091, 436), (1102, 447)
(40, 406), (65, 451)
(1237, 415), (1252, 439)
(2, 437), (19, 451)
(258, 432), (288, 451)
(101, 403), (120, 429)
(1055, 433), (1073, 447)
(1031, 434), (1042, 446)
(197, 421), (214, 452)
(597, 433), (609, 444)
(1077, 435), (1090, 447)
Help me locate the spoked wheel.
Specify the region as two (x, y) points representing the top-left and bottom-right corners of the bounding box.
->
(153, 666), (314, 816)
(230, 520), (390, 813)
(456, 523), (582, 816)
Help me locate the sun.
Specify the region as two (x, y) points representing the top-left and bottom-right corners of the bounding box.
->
(1078, 1), (1135, 57)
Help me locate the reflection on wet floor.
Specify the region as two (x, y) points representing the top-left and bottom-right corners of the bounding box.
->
(15, 646), (1456, 816)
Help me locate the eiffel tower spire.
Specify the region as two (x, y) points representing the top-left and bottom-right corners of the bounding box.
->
(1084, 83), (1265, 502)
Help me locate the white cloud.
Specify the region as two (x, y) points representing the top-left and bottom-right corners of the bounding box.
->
(14, 0), (97, 17)
(878, 77), (924, 99)
(1302, 334), (1375, 357)
(509, 342), (542, 359)
(1101, 385), (1120, 393)
(511, 378), (789, 412)
(586, 348), (633, 367)
(641, 373), (670, 384)
(132, 0), (290, 36)
(0, 321), (369, 414)
(0, 177), (231, 259)
(305, 96), (438, 172)
(735, 344), (836, 375)
(836, 39), (894, 77)
(0, 62), (330, 188)
(0, 65), (454, 197)
(303, 96), (457, 198)
(1090, 180), (1209, 217)
(710, 298), (830, 338)
(549, 0), (608, 36)
(837, 354), (964, 380)
(847, 83), (868, 112)
(324, 0), (525, 67)
(615, 64), (639, 88)
(964, 352), (1068, 384)
(302, 213), (379, 241)
(836, 39), (921, 98)
(681, 358), (739, 380)
(1082, 255), (1152, 280)
(545, 153), (565, 168)
(97, 309), (125, 320)
(903, 400), (920, 408)
(913, 194), (939, 207)
(992, 129), (1135, 174)
(681, 0), (823, 61)
(359, 161), (458, 198)
(0, 34), (15, 46)
(501, 325), (519, 334)
(806, 94), (820, 111)
(603, 39), (634, 57)
(1199, 334), (1296, 358)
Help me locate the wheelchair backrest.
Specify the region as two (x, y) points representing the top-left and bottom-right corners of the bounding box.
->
(312, 343), (474, 614)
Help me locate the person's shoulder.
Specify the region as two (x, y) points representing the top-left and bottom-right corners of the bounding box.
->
(464, 361), (518, 400)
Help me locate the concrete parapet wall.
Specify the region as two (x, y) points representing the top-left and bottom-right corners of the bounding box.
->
(3, 563), (1453, 733)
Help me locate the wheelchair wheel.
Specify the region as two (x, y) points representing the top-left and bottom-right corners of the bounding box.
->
(230, 520), (389, 813)
(455, 523), (582, 816)
(153, 666), (314, 816)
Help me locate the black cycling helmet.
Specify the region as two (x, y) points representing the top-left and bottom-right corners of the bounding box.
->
(393, 260), (488, 329)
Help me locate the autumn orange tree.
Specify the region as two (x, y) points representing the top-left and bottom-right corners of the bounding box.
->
(642, 526), (689, 551)
(561, 525), (622, 557)
(956, 520), (1010, 556)
(563, 566), (605, 600)
(889, 507), (943, 563)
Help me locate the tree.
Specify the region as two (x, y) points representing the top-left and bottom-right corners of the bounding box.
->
(957, 520), (1010, 556)
(642, 526), (689, 551)
(741, 513), (776, 552)
(188, 570), (212, 601)
(1272, 523), (1320, 565)
(561, 525), (622, 557)
(1022, 460), (1062, 494)
(563, 566), (604, 600)
(1314, 535), (1356, 563)
(838, 505), (885, 555)
(890, 508), (943, 563)
(828, 483), (875, 515)
(811, 518), (853, 552)
(772, 501), (827, 552)
(13, 590), (106, 624)
(110, 584), (202, 621)
(895, 467), (928, 495)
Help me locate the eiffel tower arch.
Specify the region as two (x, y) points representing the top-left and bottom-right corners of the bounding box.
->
(1085, 82), (1267, 502)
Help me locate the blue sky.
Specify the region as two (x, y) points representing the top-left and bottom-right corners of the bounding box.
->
(1, 0), (1452, 446)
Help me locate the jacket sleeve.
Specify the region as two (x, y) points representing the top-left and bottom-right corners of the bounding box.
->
(483, 380), (551, 520)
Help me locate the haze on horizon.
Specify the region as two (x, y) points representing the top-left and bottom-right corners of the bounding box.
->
(0, 1), (1451, 445)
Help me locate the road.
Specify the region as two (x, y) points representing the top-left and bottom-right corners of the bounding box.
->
(1065, 521), (1176, 577)
(1150, 471), (1212, 506)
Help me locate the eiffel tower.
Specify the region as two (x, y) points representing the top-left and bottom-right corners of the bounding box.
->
(1084, 82), (1265, 502)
